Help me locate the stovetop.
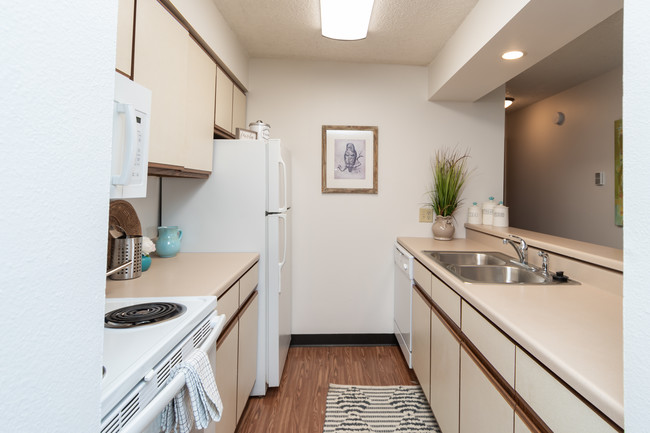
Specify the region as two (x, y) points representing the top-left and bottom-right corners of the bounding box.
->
(101, 296), (217, 419)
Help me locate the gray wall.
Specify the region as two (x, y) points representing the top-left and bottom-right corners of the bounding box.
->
(505, 67), (622, 248)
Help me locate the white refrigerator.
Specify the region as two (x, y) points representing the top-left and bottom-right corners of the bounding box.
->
(161, 139), (292, 396)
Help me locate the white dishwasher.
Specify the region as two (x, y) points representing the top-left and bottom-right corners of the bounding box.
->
(393, 242), (414, 368)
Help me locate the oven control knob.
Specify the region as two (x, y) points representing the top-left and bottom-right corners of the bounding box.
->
(143, 370), (156, 382)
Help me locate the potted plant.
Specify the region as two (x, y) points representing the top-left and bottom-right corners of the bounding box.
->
(428, 147), (471, 240)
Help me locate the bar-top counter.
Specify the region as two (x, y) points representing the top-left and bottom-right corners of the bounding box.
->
(106, 252), (259, 299)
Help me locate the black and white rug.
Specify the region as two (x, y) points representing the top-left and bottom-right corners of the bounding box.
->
(323, 384), (441, 433)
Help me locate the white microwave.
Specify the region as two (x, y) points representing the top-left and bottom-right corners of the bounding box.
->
(111, 72), (152, 199)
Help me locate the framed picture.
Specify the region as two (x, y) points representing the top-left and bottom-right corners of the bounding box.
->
(614, 119), (623, 227)
(322, 125), (378, 194)
(236, 128), (258, 140)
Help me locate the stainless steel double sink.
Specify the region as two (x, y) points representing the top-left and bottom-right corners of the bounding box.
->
(424, 251), (578, 285)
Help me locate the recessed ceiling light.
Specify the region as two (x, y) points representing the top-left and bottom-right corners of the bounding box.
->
(505, 97), (514, 108)
(320, 0), (375, 41)
(501, 50), (525, 60)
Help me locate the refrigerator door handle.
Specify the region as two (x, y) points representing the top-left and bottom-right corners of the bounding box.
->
(278, 213), (287, 293)
(278, 157), (288, 212)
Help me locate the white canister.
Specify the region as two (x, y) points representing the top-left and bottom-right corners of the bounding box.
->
(482, 197), (496, 225)
(467, 202), (482, 224)
(493, 202), (509, 227)
(249, 120), (270, 140)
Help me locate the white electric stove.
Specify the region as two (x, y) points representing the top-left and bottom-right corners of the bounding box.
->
(101, 296), (222, 433)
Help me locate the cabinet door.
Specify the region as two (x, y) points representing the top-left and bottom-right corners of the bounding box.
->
(184, 38), (216, 172)
(460, 347), (514, 433)
(237, 294), (258, 422)
(412, 287), (431, 402)
(232, 86), (247, 134)
(134, 0), (188, 167)
(215, 68), (234, 133)
(515, 348), (618, 433)
(214, 322), (239, 433)
(430, 308), (460, 433)
(115, 0), (135, 76)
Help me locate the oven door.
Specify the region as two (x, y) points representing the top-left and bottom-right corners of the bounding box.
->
(114, 314), (226, 433)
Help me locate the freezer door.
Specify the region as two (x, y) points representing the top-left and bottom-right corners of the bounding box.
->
(267, 139), (292, 212)
(266, 209), (292, 387)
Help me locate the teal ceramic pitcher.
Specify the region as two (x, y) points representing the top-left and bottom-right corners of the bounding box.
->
(156, 226), (182, 258)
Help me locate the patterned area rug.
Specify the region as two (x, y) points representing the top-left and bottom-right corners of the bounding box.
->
(323, 384), (441, 433)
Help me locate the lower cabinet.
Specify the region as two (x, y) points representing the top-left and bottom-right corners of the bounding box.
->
(459, 347), (514, 433)
(214, 322), (239, 433)
(429, 307), (460, 433)
(236, 294), (258, 421)
(412, 286), (431, 402)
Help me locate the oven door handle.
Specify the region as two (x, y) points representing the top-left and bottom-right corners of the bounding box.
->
(120, 314), (227, 433)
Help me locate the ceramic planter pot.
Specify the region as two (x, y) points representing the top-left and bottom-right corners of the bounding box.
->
(432, 215), (455, 240)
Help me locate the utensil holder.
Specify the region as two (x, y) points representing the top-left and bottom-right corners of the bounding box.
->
(109, 236), (142, 280)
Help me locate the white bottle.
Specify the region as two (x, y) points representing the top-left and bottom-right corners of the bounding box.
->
(482, 197), (496, 225)
(467, 202), (482, 224)
(493, 201), (509, 227)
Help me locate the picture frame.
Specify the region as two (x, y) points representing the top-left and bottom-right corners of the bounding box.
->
(322, 125), (378, 194)
(236, 128), (258, 140)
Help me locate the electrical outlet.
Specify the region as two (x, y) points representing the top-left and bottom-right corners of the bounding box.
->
(419, 207), (433, 223)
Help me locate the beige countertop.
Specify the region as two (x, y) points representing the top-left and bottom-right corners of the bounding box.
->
(397, 236), (623, 428)
(106, 252), (259, 299)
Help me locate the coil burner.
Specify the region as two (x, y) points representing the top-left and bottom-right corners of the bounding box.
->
(104, 302), (187, 328)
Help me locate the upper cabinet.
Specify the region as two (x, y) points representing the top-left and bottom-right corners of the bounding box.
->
(134, 0), (188, 169)
(119, 0), (246, 178)
(215, 68), (247, 137)
(115, 0), (135, 77)
(185, 38), (216, 173)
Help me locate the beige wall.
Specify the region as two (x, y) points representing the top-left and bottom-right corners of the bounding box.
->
(247, 59), (505, 334)
(505, 67), (622, 248)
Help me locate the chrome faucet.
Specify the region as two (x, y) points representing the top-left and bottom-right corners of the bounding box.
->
(503, 235), (528, 266)
(538, 251), (549, 276)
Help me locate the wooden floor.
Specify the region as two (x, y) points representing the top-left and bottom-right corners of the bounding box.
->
(235, 345), (418, 433)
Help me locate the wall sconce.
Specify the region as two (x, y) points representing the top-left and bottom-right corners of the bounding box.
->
(505, 97), (514, 108)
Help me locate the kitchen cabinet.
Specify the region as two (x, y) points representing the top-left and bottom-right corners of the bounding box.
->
(115, 0), (135, 77)
(430, 304), (460, 433)
(134, 0), (188, 168)
(459, 347), (514, 433)
(237, 293), (258, 421)
(515, 348), (618, 433)
(232, 86), (247, 134)
(184, 38), (216, 172)
(429, 274), (461, 433)
(215, 68), (234, 134)
(412, 286), (431, 402)
(212, 263), (259, 433)
(214, 322), (238, 433)
(134, 0), (217, 175)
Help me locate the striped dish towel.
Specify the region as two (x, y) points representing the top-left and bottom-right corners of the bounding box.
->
(161, 350), (223, 433)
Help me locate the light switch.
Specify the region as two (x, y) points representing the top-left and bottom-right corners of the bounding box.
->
(419, 207), (433, 223)
(595, 172), (605, 186)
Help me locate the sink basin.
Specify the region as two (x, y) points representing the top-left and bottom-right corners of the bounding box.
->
(448, 265), (549, 284)
(425, 251), (512, 266)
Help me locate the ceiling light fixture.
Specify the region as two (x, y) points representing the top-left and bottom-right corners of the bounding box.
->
(501, 50), (525, 60)
(505, 97), (514, 108)
(320, 0), (375, 41)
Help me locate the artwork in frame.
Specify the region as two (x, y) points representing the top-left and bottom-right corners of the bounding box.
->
(236, 128), (258, 140)
(614, 119), (623, 227)
(322, 125), (378, 194)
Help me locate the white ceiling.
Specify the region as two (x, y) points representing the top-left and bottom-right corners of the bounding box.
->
(212, 0), (622, 106)
(211, 0), (479, 66)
